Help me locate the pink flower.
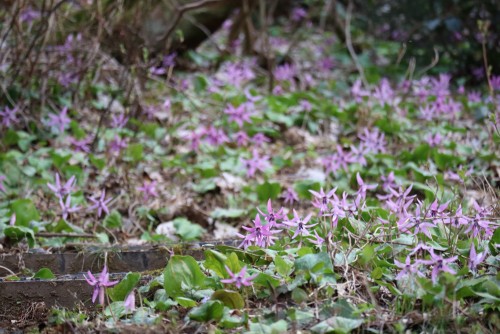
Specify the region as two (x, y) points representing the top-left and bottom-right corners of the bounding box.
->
(283, 209), (317, 240)
(468, 243), (488, 272)
(0, 175), (6, 193)
(257, 199), (285, 228)
(88, 190), (113, 217)
(124, 290), (136, 311)
(136, 180), (158, 201)
(47, 173), (76, 199)
(221, 265), (257, 288)
(59, 195), (81, 220)
(84, 265), (119, 305)
(309, 187), (337, 214)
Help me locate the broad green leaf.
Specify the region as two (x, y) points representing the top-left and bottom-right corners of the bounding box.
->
(247, 319), (288, 334)
(10, 199), (40, 227)
(176, 297), (197, 307)
(173, 217), (205, 241)
(274, 255), (292, 277)
(34, 268), (55, 279)
(256, 182), (282, 201)
(164, 255), (206, 298)
(291, 288), (308, 303)
(3, 226), (35, 247)
(188, 300), (224, 322)
(108, 272), (141, 302)
(103, 210), (122, 229)
(204, 249), (228, 278)
(311, 316), (363, 334)
(211, 289), (245, 309)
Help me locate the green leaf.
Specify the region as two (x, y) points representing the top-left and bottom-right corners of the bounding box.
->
(95, 232), (109, 244)
(311, 316), (364, 334)
(294, 181), (320, 200)
(248, 319), (288, 334)
(204, 249), (228, 278)
(108, 272), (141, 302)
(211, 289), (245, 309)
(103, 210), (123, 229)
(172, 217), (205, 241)
(291, 287), (308, 303)
(295, 252), (333, 273)
(256, 182), (282, 202)
(3, 226), (35, 247)
(274, 255), (292, 277)
(34, 268), (55, 279)
(371, 267), (383, 280)
(126, 143), (143, 163)
(188, 300), (224, 322)
(89, 154), (106, 170)
(176, 297), (197, 307)
(192, 178), (217, 193)
(163, 255), (206, 298)
(10, 199), (40, 227)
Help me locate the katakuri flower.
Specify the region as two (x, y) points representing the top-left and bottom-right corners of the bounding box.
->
(221, 265), (257, 288)
(47, 173), (76, 199)
(88, 190), (113, 217)
(84, 265), (119, 305)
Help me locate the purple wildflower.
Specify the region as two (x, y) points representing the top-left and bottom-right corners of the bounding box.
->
(394, 256), (424, 280)
(136, 180), (158, 201)
(88, 190), (113, 217)
(355, 173), (377, 199)
(108, 135), (128, 154)
(468, 243), (488, 272)
(224, 104), (252, 127)
(111, 113), (128, 128)
(252, 133), (271, 147)
(420, 251), (458, 284)
(84, 265), (119, 305)
(59, 195), (81, 220)
(70, 136), (92, 153)
(380, 171), (397, 192)
(0, 175), (6, 193)
(0, 106), (20, 128)
(47, 173), (76, 199)
(241, 214), (281, 248)
(309, 230), (325, 249)
(221, 265), (257, 288)
(257, 199), (285, 227)
(124, 290), (136, 312)
(241, 149), (271, 177)
(282, 187), (299, 206)
(283, 209), (317, 240)
(46, 107), (71, 133)
(309, 187), (337, 214)
(234, 131), (250, 147)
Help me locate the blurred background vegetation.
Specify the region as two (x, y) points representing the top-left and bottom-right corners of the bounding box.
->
(0, 0), (498, 115)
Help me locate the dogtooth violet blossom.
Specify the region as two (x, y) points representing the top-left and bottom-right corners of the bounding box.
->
(394, 256), (425, 280)
(221, 265), (257, 288)
(257, 199), (285, 227)
(124, 290), (136, 312)
(136, 180), (159, 201)
(419, 250), (458, 284)
(59, 195), (81, 220)
(283, 209), (317, 240)
(0, 175), (6, 193)
(47, 173), (76, 199)
(88, 190), (113, 217)
(239, 214), (281, 248)
(469, 243), (488, 272)
(46, 107), (71, 133)
(309, 187), (337, 214)
(84, 265), (118, 305)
